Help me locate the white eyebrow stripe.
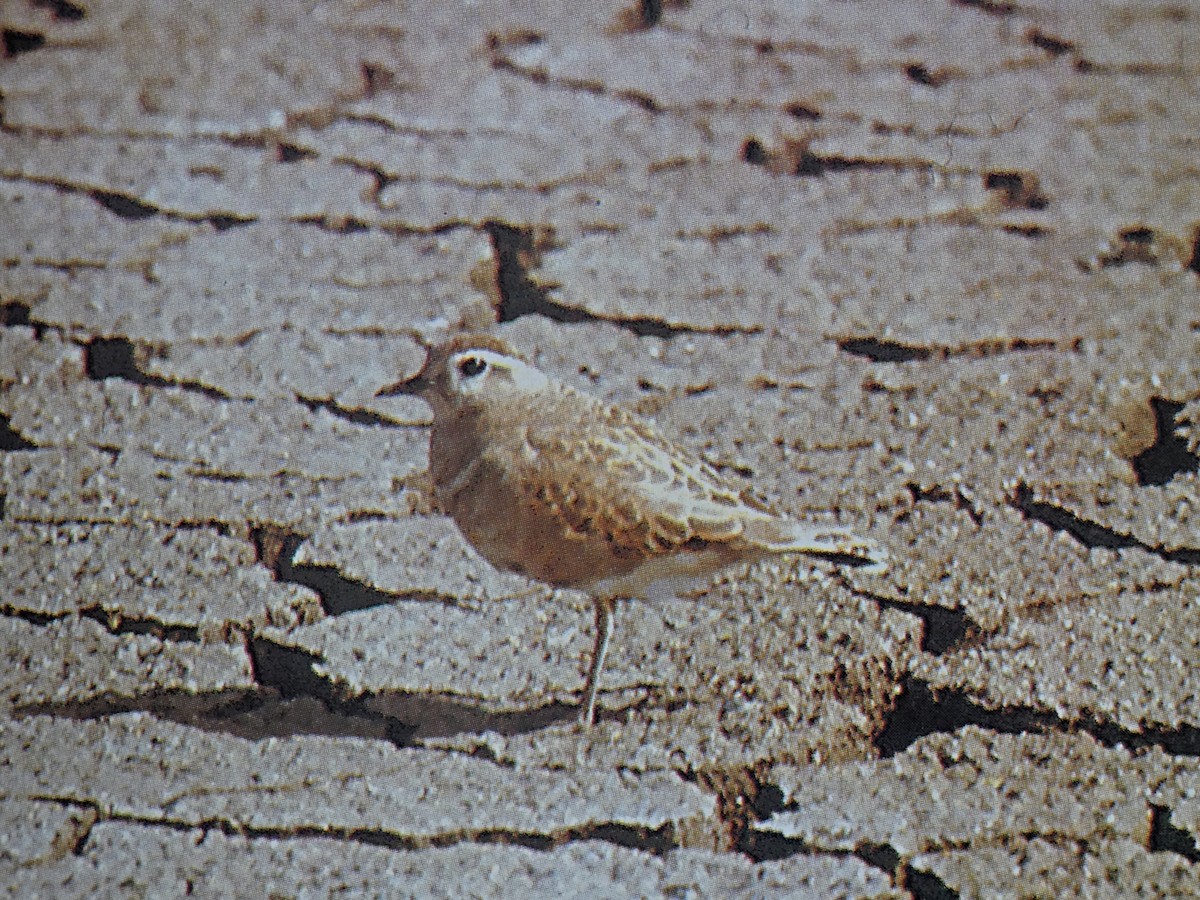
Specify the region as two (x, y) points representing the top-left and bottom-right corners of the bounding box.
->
(452, 349), (516, 367)
(452, 349), (550, 392)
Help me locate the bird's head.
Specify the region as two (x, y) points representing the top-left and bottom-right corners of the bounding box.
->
(376, 334), (548, 416)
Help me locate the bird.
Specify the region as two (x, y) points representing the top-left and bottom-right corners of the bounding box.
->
(377, 333), (886, 726)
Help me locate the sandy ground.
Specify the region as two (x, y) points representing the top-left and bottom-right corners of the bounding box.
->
(2, 1), (1199, 896)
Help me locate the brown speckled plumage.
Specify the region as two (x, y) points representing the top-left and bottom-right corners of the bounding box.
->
(380, 334), (885, 725)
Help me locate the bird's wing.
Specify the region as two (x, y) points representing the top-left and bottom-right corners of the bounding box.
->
(494, 411), (741, 556)
(502, 397), (885, 569)
(494, 395), (771, 557)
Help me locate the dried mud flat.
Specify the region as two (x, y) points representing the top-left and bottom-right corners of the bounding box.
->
(1, 1), (1199, 897)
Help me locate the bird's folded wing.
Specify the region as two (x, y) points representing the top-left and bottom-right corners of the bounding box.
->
(508, 419), (767, 555)
(510, 417), (886, 571)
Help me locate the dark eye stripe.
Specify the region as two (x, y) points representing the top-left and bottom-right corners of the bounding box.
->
(458, 356), (487, 377)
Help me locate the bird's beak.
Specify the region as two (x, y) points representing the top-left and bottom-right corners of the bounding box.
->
(375, 373), (428, 397)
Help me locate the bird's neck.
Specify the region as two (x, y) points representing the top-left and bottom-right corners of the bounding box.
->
(428, 407), (488, 495)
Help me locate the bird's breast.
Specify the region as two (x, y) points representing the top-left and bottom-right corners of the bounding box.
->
(433, 454), (641, 590)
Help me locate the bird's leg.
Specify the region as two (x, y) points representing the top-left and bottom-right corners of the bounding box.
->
(580, 596), (615, 726)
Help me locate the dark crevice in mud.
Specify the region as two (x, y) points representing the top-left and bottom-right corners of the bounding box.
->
(905, 866), (961, 900)
(840, 337), (931, 363)
(205, 213), (254, 232)
(876, 678), (1200, 759)
(379, 693), (578, 741)
(740, 137), (768, 166)
(952, 0), (1015, 15)
(875, 679), (1055, 758)
(26, 179), (257, 229)
(296, 394), (409, 428)
(487, 45), (661, 113)
(332, 157), (391, 198)
(984, 171), (1049, 210)
(83, 336), (233, 400)
(840, 563), (976, 657)
(1131, 398), (1199, 486)
(36, 797), (678, 857)
(838, 335), (1074, 363)
(292, 213), (374, 234)
(2, 29), (45, 58)
(1092, 226), (1171, 269)
(66, 809), (97, 856)
(1010, 483), (1137, 550)
(254, 527), (385, 615)
(248, 638), (419, 747)
(0, 602), (200, 642)
(1187, 225), (1200, 276)
(486, 221), (758, 338)
(739, 138), (923, 179)
(486, 221), (570, 324)
(1009, 482), (1200, 565)
(0, 605), (59, 627)
(32, 257), (106, 275)
(276, 142), (319, 163)
(905, 481), (984, 526)
(28, 629), (576, 744)
(84, 336), (145, 379)
(868, 593), (976, 656)
(738, 829), (809, 862)
(905, 63), (951, 88)
(630, 0), (664, 30)
(743, 830), (946, 897)
(619, 0), (667, 31)
(1, 299), (48, 338)
(89, 189), (254, 229)
(748, 782), (785, 820)
(359, 62), (398, 99)
(251, 526), (413, 616)
(408, 821), (674, 855)
(742, 771), (900, 878)
(1149, 805), (1200, 863)
(564, 822), (677, 856)
(791, 150), (917, 179)
(33, 0), (87, 20)
(248, 638), (341, 703)
(0, 301), (28, 326)
(18, 682), (414, 747)
(337, 509), (393, 525)
(0, 412), (37, 451)
(241, 541), (582, 742)
(89, 189), (157, 220)
(857, 842), (902, 876)
(1002, 223), (1049, 238)
(21, 798), (97, 857)
(740, 830), (918, 890)
(78, 606), (201, 642)
(784, 101), (822, 120)
(1026, 27), (1076, 57)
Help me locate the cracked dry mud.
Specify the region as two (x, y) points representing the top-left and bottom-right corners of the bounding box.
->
(1, 1), (1198, 897)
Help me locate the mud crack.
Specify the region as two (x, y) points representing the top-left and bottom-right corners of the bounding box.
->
(875, 677), (1200, 760)
(1009, 482), (1200, 565)
(485, 221), (759, 338)
(837, 335), (1077, 363)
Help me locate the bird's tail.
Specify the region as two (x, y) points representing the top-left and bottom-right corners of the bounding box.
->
(743, 517), (888, 574)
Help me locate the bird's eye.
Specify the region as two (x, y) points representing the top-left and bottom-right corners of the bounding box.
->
(458, 356), (487, 378)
